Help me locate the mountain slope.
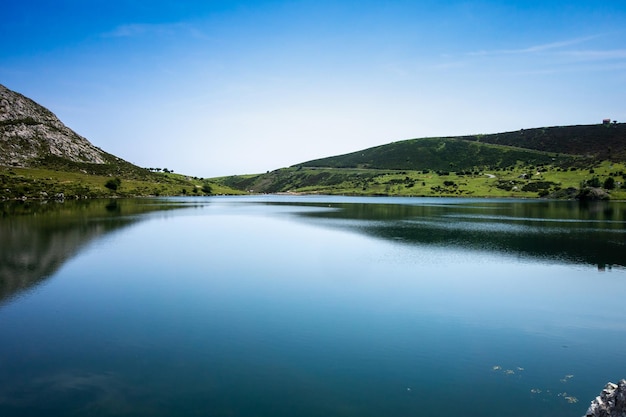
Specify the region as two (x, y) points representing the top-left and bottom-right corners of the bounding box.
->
(297, 137), (575, 172)
(464, 124), (626, 160)
(297, 124), (626, 172)
(0, 84), (110, 167)
(0, 84), (244, 199)
(213, 123), (626, 198)
(1, 83), (180, 183)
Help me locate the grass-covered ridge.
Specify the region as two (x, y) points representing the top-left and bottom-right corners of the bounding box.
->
(4, 120), (626, 200)
(297, 137), (578, 172)
(211, 122), (626, 199)
(0, 165), (243, 200)
(298, 123), (626, 172)
(213, 162), (626, 199)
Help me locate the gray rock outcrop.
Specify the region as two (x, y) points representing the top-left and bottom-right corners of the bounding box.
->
(576, 187), (610, 201)
(0, 83), (108, 167)
(585, 380), (626, 417)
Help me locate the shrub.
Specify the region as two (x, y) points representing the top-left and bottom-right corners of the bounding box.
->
(586, 177), (601, 188)
(105, 178), (121, 191)
(521, 181), (555, 192)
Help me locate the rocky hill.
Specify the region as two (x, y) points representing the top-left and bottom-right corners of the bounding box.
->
(0, 84), (235, 200)
(0, 83), (110, 167)
(0, 83), (181, 185)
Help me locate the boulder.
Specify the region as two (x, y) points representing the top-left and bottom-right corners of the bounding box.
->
(576, 187), (610, 201)
(585, 380), (626, 417)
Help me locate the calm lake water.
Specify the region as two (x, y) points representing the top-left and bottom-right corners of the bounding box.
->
(1, 195), (625, 417)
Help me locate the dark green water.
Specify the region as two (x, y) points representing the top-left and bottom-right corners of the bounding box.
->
(1, 196), (625, 416)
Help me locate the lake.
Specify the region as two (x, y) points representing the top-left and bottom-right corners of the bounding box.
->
(1, 195), (625, 417)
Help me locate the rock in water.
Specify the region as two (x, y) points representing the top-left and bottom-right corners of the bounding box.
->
(585, 380), (626, 417)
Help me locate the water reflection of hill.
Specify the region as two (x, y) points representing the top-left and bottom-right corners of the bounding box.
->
(291, 200), (626, 269)
(0, 199), (188, 306)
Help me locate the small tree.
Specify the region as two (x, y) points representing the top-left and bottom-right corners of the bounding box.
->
(105, 177), (121, 191)
(604, 177), (616, 190)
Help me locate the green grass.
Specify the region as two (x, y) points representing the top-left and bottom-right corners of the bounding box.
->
(297, 137), (578, 172)
(212, 162), (626, 199)
(0, 166), (244, 200)
(4, 121), (625, 201)
(7, 161), (622, 201)
(297, 123), (626, 171)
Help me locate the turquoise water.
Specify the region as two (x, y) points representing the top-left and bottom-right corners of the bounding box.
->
(1, 196), (625, 416)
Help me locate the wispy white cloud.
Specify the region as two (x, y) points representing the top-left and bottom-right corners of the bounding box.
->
(561, 49), (626, 61)
(467, 34), (603, 57)
(507, 61), (626, 76)
(103, 23), (166, 37)
(430, 60), (469, 70)
(460, 34), (626, 74)
(102, 22), (205, 38)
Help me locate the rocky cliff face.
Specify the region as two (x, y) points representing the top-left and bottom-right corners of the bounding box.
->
(585, 380), (626, 417)
(0, 84), (108, 167)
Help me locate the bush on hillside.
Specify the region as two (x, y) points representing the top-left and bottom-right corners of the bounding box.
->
(105, 177), (121, 191)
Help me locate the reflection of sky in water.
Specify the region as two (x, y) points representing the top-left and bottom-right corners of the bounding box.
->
(1, 197), (625, 417)
(279, 199), (626, 268)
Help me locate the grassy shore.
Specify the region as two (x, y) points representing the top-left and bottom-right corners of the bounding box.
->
(0, 166), (244, 200)
(213, 161), (626, 199)
(3, 160), (625, 201)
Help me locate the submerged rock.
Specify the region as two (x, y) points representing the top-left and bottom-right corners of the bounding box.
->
(585, 380), (626, 417)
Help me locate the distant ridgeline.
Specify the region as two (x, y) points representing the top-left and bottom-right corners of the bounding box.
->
(214, 122), (626, 197)
(296, 123), (626, 172)
(3, 82), (625, 199)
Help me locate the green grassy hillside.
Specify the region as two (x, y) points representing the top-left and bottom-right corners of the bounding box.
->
(465, 123), (626, 160)
(214, 123), (626, 199)
(0, 165), (243, 200)
(213, 162), (626, 199)
(297, 137), (578, 172)
(298, 123), (626, 172)
(5, 121), (625, 200)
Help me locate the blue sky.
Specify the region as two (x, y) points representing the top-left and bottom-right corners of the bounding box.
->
(2, 1), (625, 177)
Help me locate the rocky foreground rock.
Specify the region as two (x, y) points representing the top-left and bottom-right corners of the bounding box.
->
(0, 83), (108, 167)
(585, 380), (626, 417)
